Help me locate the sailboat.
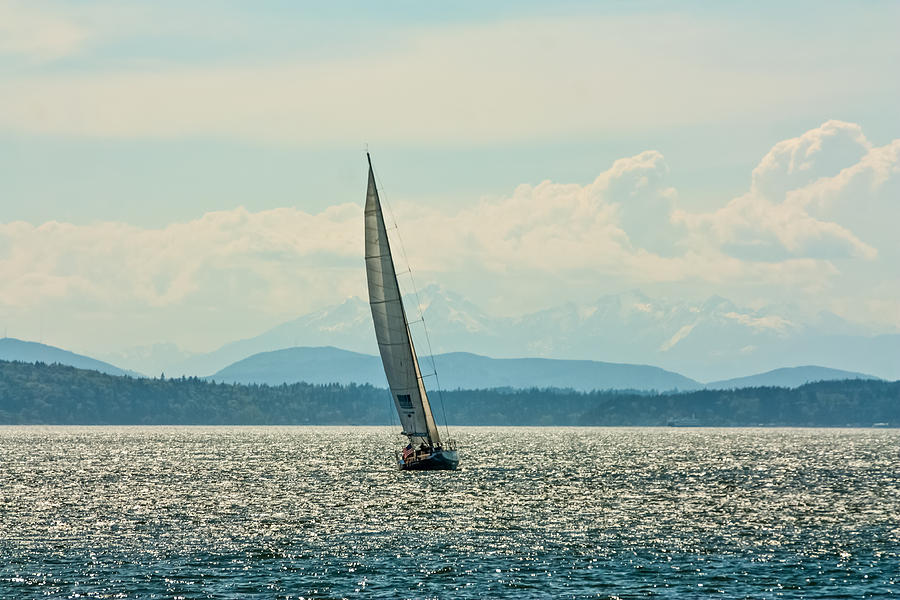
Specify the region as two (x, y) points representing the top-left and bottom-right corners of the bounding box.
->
(364, 154), (460, 471)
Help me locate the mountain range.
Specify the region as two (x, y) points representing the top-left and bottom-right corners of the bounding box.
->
(209, 346), (703, 392)
(101, 286), (898, 382)
(209, 346), (878, 391)
(0, 338), (134, 377)
(0, 337), (879, 392)
(706, 366), (878, 389)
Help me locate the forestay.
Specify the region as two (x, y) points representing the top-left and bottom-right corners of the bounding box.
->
(364, 156), (441, 446)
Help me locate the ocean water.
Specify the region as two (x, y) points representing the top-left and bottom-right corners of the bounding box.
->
(0, 427), (898, 599)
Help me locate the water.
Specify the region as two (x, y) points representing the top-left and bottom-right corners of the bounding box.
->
(1, 427), (898, 599)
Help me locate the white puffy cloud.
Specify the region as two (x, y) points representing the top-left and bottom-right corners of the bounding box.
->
(394, 143), (852, 297)
(789, 138), (900, 254)
(0, 205), (364, 350)
(673, 120), (898, 262)
(1, 121), (898, 351)
(751, 120), (871, 199)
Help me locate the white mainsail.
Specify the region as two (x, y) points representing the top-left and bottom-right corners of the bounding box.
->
(364, 155), (442, 446)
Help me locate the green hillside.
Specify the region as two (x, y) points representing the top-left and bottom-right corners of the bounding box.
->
(0, 360), (897, 426)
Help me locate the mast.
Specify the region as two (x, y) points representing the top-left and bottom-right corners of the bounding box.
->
(364, 154), (441, 446)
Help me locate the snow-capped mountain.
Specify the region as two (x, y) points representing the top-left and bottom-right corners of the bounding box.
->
(156, 285), (898, 381)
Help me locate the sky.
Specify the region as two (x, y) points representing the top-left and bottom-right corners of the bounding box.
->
(0, 0), (898, 357)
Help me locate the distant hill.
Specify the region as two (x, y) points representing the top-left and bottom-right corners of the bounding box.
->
(163, 297), (376, 377)
(1, 360), (898, 426)
(0, 338), (133, 377)
(706, 366), (880, 389)
(421, 352), (702, 392)
(211, 346), (386, 387)
(210, 346), (703, 392)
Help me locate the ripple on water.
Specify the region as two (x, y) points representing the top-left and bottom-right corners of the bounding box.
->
(0, 426), (898, 598)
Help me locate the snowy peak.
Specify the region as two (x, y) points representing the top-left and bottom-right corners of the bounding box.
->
(406, 284), (496, 334)
(277, 296), (370, 336)
(153, 289), (896, 382)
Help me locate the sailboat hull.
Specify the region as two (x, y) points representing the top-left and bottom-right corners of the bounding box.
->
(399, 449), (459, 471)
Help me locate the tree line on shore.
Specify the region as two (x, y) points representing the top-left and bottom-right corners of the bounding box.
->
(0, 360), (897, 426)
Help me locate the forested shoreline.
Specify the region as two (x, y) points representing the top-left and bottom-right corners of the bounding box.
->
(0, 360), (898, 426)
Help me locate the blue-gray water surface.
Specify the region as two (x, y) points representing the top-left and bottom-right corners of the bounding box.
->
(1, 426), (898, 599)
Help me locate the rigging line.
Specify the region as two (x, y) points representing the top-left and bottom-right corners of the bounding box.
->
(420, 315), (452, 439)
(370, 159), (452, 439)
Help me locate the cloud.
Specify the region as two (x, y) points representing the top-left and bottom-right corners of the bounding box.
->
(0, 1), (88, 60)
(1, 121), (898, 351)
(0, 205), (360, 318)
(789, 138), (900, 254)
(0, 150), (694, 333)
(751, 120), (871, 199)
(390, 150), (702, 283)
(392, 141), (859, 296)
(673, 120), (898, 262)
(1, 12), (897, 143)
(677, 192), (877, 262)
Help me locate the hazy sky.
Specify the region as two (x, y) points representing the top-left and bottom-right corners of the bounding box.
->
(1, 0), (898, 356)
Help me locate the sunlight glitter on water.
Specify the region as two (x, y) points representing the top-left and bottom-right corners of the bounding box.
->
(1, 426), (898, 598)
